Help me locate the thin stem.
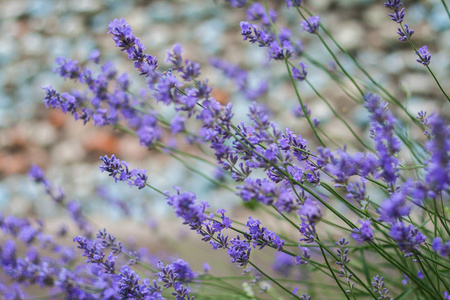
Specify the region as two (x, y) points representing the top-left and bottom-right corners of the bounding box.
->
(441, 0), (450, 19)
(285, 59), (326, 147)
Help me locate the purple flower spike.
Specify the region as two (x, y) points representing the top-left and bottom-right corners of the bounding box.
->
(425, 115), (449, 193)
(226, 0), (246, 7)
(397, 24), (414, 41)
(384, 0), (402, 9)
(292, 62), (308, 81)
(301, 16), (320, 34)
(99, 155), (148, 189)
(388, 8), (405, 23)
(286, 0), (302, 8)
(351, 220), (374, 245)
(416, 46), (431, 66)
(227, 236), (251, 266)
(390, 221), (426, 256)
(432, 238), (450, 258)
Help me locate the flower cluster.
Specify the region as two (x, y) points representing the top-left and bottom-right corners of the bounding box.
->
(2, 1), (449, 299)
(99, 155), (148, 189)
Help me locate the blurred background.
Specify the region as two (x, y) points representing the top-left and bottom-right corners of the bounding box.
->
(0, 0), (449, 291)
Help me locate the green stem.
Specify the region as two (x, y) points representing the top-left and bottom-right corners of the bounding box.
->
(317, 240), (351, 299)
(304, 78), (374, 152)
(285, 59), (326, 147)
(441, 0), (450, 19)
(247, 261), (301, 299)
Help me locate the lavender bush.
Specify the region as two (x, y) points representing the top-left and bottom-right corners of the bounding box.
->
(1, 0), (449, 299)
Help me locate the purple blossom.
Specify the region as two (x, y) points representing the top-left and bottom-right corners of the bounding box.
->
(1, 240), (16, 266)
(166, 44), (184, 69)
(181, 60), (201, 81)
(378, 191), (411, 223)
(397, 24), (414, 41)
(297, 198), (322, 224)
(225, 0), (246, 7)
(29, 165), (46, 183)
(118, 265), (152, 298)
(390, 221), (426, 256)
(351, 220), (374, 245)
(388, 8), (405, 23)
(319, 148), (377, 184)
(384, 0), (402, 9)
(301, 16), (320, 34)
(227, 236), (251, 266)
(432, 238), (450, 257)
(286, 0), (302, 8)
(425, 115), (449, 193)
(18, 225), (38, 244)
(73, 236), (105, 264)
(417, 270), (424, 279)
(295, 246), (311, 266)
(245, 217), (284, 250)
(43, 86), (62, 109)
(298, 220), (316, 243)
(293, 104), (311, 118)
(246, 3), (277, 26)
(268, 40), (293, 60)
(54, 57), (82, 80)
(365, 93), (401, 184)
(240, 21), (273, 47)
(170, 115), (186, 134)
(237, 178), (278, 205)
(88, 49), (101, 63)
(166, 189), (206, 229)
(372, 275), (392, 299)
(171, 259), (195, 282)
(292, 62), (308, 81)
(137, 115), (162, 147)
(346, 180), (366, 202)
(272, 252), (294, 276)
(416, 46), (431, 66)
(99, 155), (148, 189)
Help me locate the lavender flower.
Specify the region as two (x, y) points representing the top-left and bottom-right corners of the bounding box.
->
(170, 115), (186, 134)
(388, 8), (405, 23)
(240, 21), (273, 47)
(384, 0), (402, 9)
(297, 198), (322, 224)
(425, 114), (449, 194)
(99, 155), (148, 189)
(301, 16), (320, 34)
(378, 191), (411, 223)
(292, 62), (308, 81)
(225, 0), (246, 7)
(166, 44), (184, 70)
(390, 221), (426, 256)
(246, 3), (277, 27)
(166, 188), (206, 229)
(351, 219), (374, 245)
(432, 238), (450, 257)
(416, 46), (431, 66)
(171, 259), (195, 282)
(54, 57), (82, 80)
(397, 24), (414, 41)
(295, 246), (310, 266)
(274, 253), (294, 277)
(245, 217), (284, 250)
(372, 275), (393, 300)
(286, 0), (302, 8)
(365, 93), (401, 184)
(227, 236), (251, 266)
